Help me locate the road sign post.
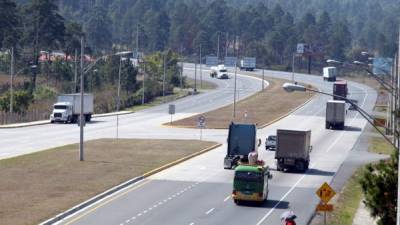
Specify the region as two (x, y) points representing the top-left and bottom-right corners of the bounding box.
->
(316, 182), (336, 225)
(197, 116), (206, 140)
(169, 104), (175, 125)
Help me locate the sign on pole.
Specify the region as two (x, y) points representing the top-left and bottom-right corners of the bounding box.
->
(169, 104), (175, 124)
(224, 57), (237, 67)
(197, 115), (206, 140)
(206, 56), (218, 66)
(316, 182), (336, 203)
(316, 203), (334, 212)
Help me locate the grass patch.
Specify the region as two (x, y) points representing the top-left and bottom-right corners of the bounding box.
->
(186, 77), (218, 90)
(0, 138), (217, 225)
(170, 77), (314, 129)
(369, 136), (394, 155)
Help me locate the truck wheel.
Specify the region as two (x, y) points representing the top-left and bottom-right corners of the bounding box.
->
(85, 115), (92, 122)
(72, 116), (78, 123)
(325, 122), (330, 129)
(295, 160), (306, 172)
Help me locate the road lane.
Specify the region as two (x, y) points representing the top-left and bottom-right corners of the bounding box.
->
(55, 68), (377, 225)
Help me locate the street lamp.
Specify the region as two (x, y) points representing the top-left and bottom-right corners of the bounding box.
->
(282, 82), (396, 149)
(115, 51), (133, 139)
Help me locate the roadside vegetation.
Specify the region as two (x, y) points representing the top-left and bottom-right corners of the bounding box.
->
(170, 77), (314, 128)
(0, 138), (218, 225)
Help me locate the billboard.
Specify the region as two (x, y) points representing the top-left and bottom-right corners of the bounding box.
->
(373, 57), (393, 76)
(205, 56), (218, 66)
(224, 57), (237, 67)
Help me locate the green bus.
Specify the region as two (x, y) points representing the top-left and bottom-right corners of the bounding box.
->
(232, 164), (272, 204)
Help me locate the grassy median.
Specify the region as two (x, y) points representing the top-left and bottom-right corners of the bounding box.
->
(170, 77), (314, 128)
(0, 138), (218, 225)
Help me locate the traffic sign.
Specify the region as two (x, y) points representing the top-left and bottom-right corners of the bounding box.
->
(169, 104), (175, 115)
(224, 57), (237, 67)
(197, 115), (206, 128)
(316, 182), (336, 203)
(206, 56), (218, 66)
(316, 203), (334, 212)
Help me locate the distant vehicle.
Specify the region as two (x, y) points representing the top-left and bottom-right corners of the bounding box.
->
(275, 129), (312, 172)
(50, 94), (94, 123)
(333, 80), (348, 100)
(240, 57), (256, 71)
(323, 67), (337, 82)
(224, 122), (261, 169)
(265, 135), (276, 150)
(232, 160), (272, 205)
(210, 64), (229, 79)
(326, 100), (346, 130)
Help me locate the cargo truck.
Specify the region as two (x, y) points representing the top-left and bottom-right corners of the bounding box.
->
(275, 129), (312, 172)
(224, 122), (260, 169)
(232, 158), (272, 205)
(50, 93), (94, 123)
(326, 100), (346, 130)
(333, 80), (348, 100)
(240, 57), (256, 71)
(323, 67), (337, 81)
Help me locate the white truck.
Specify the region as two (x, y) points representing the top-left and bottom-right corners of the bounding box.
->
(210, 64), (229, 79)
(275, 129), (312, 172)
(325, 100), (346, 130)
(323, 67), (337, 81)
(240, 57), (256, 71)
(50, 93), (94, 123)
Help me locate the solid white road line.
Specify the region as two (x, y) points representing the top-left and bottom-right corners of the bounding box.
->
(205, 208), (215, 215)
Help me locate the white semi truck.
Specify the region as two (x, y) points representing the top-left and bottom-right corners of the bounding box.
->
(325, 100), (346, 130)
(323, 67), (337, 81)
(50, 93), (94, 123)
(210, 64), (229, 79)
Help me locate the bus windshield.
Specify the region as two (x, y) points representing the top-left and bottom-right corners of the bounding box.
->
(235, 171), (263, 182)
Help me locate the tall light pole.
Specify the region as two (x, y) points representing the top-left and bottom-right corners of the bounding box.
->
(199, 44), (202, 88)
(217, 32), (220, 62)
(79, 37), (84, 161)
(262, 68), (265, 90)
(9, 47), (14, 114)
(116, 55), (122, 139)
(163, 53), (166, 101)
(397, 25), (400, 225)
(142, 62), (146, 105)
(233, 37), (239, 118)
(225, 32), (229, 58)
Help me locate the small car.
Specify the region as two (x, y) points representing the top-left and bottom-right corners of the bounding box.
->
(265, 135), (277, 150)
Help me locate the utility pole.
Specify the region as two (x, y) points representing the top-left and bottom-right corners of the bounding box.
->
(142, 63), (146, 104)
(79, 37), (84, 161)
(233, 36), (239, 118)
(225, 32), (229, 58)
(262, 69), (265, 90)
(194, 63), (197, 93)
(396, 25), (400, 225)
(199, 44), (202, 88)
(74, 49), (78, 92)
(217, 32), (220, 61)
(9, 47), (14, 114)
(292, 53), (295, 81)
(179, 45), (183, 89)
(163, 54), (166, 101)
(116, 55), (122, 139)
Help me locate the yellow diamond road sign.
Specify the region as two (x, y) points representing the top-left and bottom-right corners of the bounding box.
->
(316, 182), (336, 203)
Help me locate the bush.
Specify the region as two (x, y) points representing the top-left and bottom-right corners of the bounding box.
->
(0, 90), (33, 113)
(33, 85), (57, 101)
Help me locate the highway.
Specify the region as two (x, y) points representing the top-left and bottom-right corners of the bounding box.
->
(46, 66), (377, 225)
(0, 66), (262, 159)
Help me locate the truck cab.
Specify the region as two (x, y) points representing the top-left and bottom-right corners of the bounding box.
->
(50, 102), (73, 123)
(210, 65), (229, 79)
(232, 164), (272, 204)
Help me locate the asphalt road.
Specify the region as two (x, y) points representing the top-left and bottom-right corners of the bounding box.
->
(51, 67), (377, 225)
(0, 66), (262, 159)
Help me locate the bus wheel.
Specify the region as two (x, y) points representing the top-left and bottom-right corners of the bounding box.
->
(234, 199), (240, 205)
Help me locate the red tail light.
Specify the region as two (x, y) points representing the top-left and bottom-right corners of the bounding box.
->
(232, 190), (237, 196)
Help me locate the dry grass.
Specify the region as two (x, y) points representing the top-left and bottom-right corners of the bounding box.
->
(0, 138), (217, 225)
(170, 78), (314, 128)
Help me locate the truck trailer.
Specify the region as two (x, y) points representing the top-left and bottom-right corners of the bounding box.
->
(50, 93), (94, 123)
(323, 67), (337, 82)
(224, 122), (260, 169)
(275, 129), (312, 172)
(326, 100), (346, 130)
(333, 80), (348, 100)
(240, 57), (256, 71)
